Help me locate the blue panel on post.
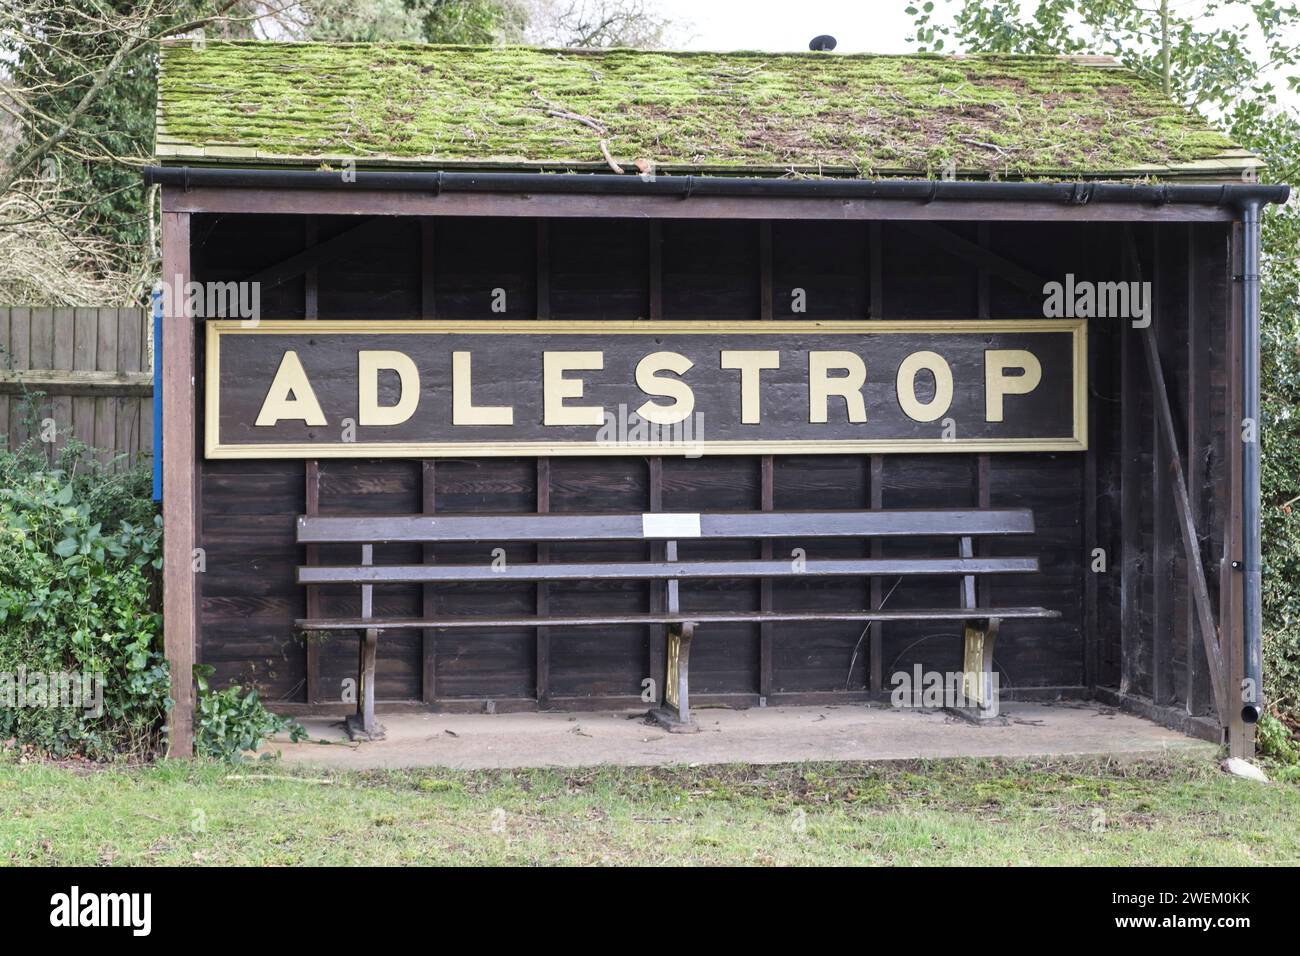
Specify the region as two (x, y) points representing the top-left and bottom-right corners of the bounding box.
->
(152, 289), (163, 502)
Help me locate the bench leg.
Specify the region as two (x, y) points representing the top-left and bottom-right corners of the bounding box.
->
(344, 627), (386, 741)
(952, 618), (1003, 722)
(651, 621), (698, 733)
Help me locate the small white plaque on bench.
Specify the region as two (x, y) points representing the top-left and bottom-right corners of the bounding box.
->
(642, 513), (701, 539)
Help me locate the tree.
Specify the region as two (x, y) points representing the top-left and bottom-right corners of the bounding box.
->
(0, 1), (302, 303)
(526, 0), (677, 48)
(905, 0), (1300, 743)
(0, 0), (531, 304)
(906, 0), (1300, 110)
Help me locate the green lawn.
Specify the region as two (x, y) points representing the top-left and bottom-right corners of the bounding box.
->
(1, 752), (1297, 865)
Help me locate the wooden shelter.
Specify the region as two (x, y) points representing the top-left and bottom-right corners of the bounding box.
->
(148, 41), (1287, 756)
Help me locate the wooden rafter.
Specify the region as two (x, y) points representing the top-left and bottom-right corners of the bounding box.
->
(897, 221), (1049, 295)
(245, 217), (388, 290)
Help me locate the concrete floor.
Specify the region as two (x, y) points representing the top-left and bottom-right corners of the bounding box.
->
(269, 701), (1217, 770)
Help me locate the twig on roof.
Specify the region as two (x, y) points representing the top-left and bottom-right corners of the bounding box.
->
(529, 89), (625, 174)
(598, 139), (625, 175)
(959, 136), (1011, 157)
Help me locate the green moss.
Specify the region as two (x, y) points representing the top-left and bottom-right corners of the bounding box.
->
(156, 41), (1242, 177)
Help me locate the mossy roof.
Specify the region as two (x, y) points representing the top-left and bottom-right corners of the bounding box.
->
(155, 40), (1258, 181)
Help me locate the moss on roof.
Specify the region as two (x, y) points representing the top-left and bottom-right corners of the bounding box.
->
(156, 41), (1254, 180)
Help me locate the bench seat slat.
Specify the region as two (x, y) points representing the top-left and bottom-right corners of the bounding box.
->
(296, 607), (1059, 631)
(297, 555), (1039, 585)
(296, 508), (1035, 544)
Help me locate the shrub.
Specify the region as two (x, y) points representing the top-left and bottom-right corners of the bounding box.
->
(193, 665), (306, 761)
(0, 438), (169, 758)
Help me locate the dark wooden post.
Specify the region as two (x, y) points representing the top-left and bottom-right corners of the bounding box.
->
(536, 220), (553, 707)
(422, 460), (438, 704)
(1151, 227), (1175, 706)
(868, 221), (884, 696)
(421, 217), (438, 704)
(161, 208), (195, 756)
(303, 218), (322, 707)
(758, 220), (774, 704)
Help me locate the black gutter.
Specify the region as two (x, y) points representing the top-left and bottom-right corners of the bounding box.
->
(142, 166), (1290, 208)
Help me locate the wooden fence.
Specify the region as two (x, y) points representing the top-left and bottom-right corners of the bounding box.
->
(0, 307), (153, 467)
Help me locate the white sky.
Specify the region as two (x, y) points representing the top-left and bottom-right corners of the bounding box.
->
(652, 0), (1299, 113)
(660, 0), (915, 53)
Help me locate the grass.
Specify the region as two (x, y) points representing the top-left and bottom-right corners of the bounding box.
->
(1, 752), (1297, 865)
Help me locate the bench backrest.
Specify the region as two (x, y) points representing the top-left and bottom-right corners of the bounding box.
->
(296, 509), (1035, 545)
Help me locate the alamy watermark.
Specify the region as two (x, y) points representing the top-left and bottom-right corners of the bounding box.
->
(0, 668), (104, 716)
(153, 274), (261, 326)
(889, 664), (999, 717)
(1042, 273), (1151, 328)
(595, 403), (705, 457)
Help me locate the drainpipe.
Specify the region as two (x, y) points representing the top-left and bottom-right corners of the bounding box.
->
(1241, 198), (1264, 724)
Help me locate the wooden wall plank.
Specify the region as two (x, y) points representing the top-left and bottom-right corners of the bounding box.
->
(868, 221), (884, 695)
(116, 307), (143, 464)
(72, 307), (97, 450)
(1186, 225), (1214, 716)
(50, 309), (73, 454)
(8, 308), (31, 447)
(93, 309), (118, 464)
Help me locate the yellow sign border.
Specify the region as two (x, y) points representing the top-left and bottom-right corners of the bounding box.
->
(204, 319), (1088, 458)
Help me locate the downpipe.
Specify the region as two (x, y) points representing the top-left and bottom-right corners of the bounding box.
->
(1241, 198), (1263, 725)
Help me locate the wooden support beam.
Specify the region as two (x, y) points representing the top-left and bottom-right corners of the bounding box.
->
(758, 220), (774, 703)
(1118, 228), (1142, 699)
(647, 218), (666, 706)
(535, 220), (550, 321)
(1123, 228), (1229, 721)
(976, 223), (992, 615)
(1185, 225), (1211, 715)
(0, 369), (152, 397)
(1076, 224), (1102, 692)
(304, 218), (321, 707)
(759, 454), (774, 702)
(898, 221), (1050, 294)
(421, 219), (435, 320)
(245, 217), (387, 290)
(1151, 227), (1174, 706)
(303, 219), (319, 321)
(422, 460), (438, 704)
(304, 460), (321, 705)
(648, 220), (663, 320)
(161, 210), (195, 757)
(536, 457), (551, 707)
(164, 186), (1238, 224)
(868, 221), (884, 695)
(536, 220), (553, 707)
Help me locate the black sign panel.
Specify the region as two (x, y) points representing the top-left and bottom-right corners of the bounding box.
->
(204, 320), (1086, 458)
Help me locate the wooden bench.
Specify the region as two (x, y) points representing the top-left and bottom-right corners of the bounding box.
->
(294, 509), (1058, 739)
